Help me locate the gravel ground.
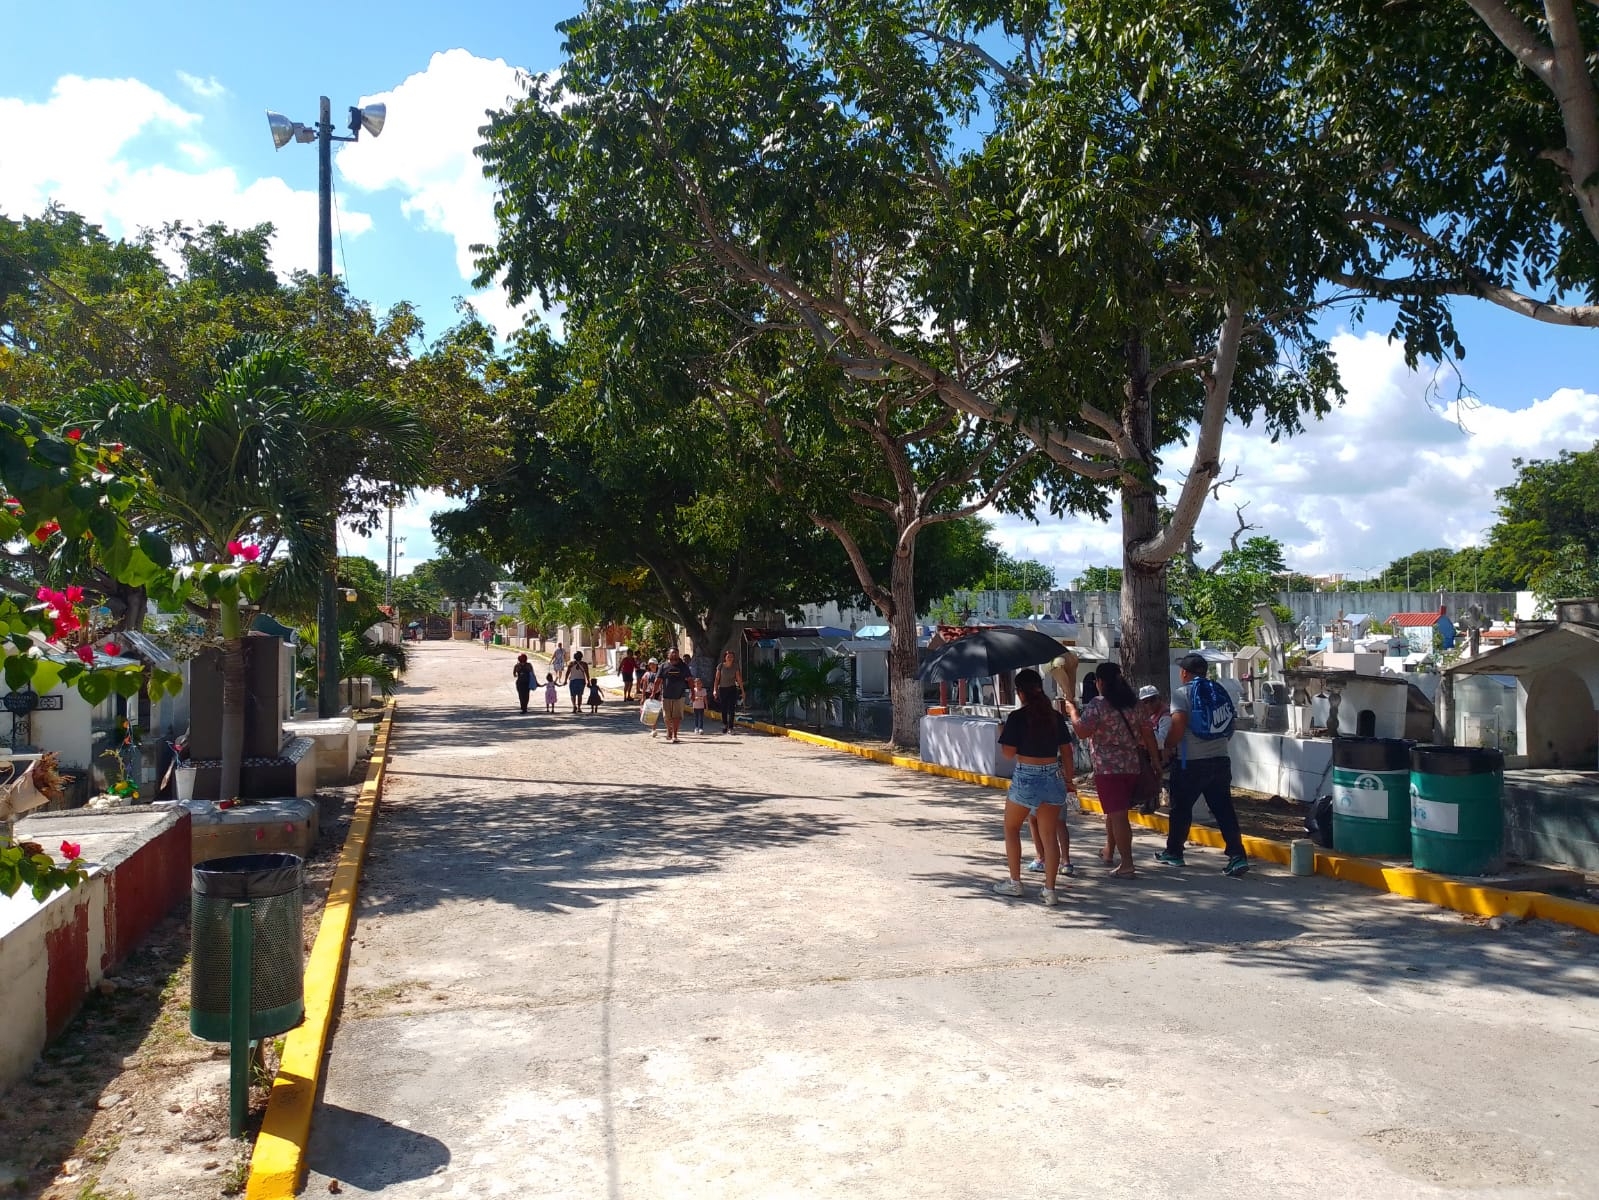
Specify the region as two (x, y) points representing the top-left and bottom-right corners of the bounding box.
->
(304, 640), (1599, 1200)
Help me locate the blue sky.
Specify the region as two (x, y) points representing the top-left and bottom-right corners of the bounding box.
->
(3, 2), (1595, 585)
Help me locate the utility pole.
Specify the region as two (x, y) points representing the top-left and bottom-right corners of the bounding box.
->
(266, 94), (385, 718)
(315, 97), (340, 719)
(385, 504), (394, 610)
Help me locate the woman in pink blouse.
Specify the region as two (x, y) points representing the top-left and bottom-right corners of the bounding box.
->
(1063, 662), (1162, 878)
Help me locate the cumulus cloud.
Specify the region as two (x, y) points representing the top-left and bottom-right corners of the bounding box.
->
(176, 71), (227, 99)
(987, 330), (1599, 585)
(336, 49), (539, 338)
(0, 73), (372, 275)
(340, 489), (457, 572)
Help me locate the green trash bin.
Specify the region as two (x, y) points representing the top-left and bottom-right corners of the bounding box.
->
(1331, 736), (1413, 856)
(1409, 746), (1505, 876)
(190, 854), (305, 1042)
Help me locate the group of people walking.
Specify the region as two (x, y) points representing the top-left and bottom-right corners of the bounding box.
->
(510, 643), (603, 715)
(994, 653), (1249, 907)
(507, 643), (747, 741)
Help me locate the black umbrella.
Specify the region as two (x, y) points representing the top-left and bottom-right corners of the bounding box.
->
(916, 627), (1067, 682)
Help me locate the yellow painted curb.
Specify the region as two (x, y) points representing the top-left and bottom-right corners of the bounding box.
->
(743, 717), (1599, 936)
(246, 701), (397, 1199)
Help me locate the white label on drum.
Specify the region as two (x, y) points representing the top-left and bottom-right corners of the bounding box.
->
(1333, 772), (1398, 820)
(1410, 792), (1460, 835)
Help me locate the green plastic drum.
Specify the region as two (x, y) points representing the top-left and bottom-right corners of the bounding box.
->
(1409, 746), (1505, 876)
(1331, 737), (1413, 856)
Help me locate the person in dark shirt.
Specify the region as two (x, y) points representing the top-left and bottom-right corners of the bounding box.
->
(994, 668), (1075, 906)
(656, 648), (693, 743)
(512, 654), (534, 714)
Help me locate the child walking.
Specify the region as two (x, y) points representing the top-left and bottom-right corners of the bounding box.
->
(690, 677), (708, 734)
(586, 678), (605, 713)
(544, 673), (559, 714)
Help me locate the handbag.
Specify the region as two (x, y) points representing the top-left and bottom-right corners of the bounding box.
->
(1117, 709), (1162, 811)
(640, 698), (664, 727)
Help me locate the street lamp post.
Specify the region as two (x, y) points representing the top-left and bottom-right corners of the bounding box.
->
(265, 96), (386, 717)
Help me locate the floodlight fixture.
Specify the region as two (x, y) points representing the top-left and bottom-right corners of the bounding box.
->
(266, 110), (300, 150)
(350, 101), (386, 139)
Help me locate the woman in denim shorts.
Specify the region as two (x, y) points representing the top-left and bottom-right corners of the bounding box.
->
(993, 668), (1075, 907)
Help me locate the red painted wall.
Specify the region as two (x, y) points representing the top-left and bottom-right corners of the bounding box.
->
(43, 907), (88, 1042)
(105, 813), (191, 969)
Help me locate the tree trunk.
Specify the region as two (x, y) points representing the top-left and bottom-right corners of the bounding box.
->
(1120, 486), (1170, 690)
(888, 543), (923, 749)
(1118, 329), (1170, 689)
(218, 601), (244, 802)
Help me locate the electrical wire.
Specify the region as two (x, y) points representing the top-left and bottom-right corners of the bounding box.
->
(330, 172), (351, 284)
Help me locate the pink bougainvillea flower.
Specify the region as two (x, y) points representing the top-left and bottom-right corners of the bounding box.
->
(60, 840), (82, 861)
(32, 521), (60, 541)
(75, 644), (95, 664)
(36, 586), (52, 602)
(103, 642), (121, 656)
(65, 429), (82, 442)
(65, 585), (84, 603)
(226, 539), (244, 557)
(239, 543), (261, 562)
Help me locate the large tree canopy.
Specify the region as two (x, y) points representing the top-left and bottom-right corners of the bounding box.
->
(475, 0), (1356, 684)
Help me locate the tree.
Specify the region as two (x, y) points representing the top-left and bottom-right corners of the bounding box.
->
(1175, 536), (1288, 645)
(423, 553), (501, 630)
(1073, 567), (1124, 592)
(432, 327), (864, 678)
(1487, 442), (1599, 588)
(989, 554), (1057, 593)
(1301, 1), (1599, 344)
(476, 0), (1352, 689)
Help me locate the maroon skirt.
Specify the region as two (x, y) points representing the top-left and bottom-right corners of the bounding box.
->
(1094, 772), (1140, 814)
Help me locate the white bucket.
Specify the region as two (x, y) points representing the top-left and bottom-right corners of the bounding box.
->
(174, 765), (197, 801)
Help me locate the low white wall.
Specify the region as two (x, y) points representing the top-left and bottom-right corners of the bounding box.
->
(1230, 730), (1334, 804)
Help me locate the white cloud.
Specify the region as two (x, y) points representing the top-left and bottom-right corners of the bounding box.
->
(176, 71), (226, 100)
(336, 49), (540, 338)
(987, 330), (1599, 585)
(0, 73), (372, 276)
(340, 489), (458, 573)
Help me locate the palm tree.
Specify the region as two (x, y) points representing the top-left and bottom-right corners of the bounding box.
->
(772, 652), (852, 732)
(68, 340), (427, 798)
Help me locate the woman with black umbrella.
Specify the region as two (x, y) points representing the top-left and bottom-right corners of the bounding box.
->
(993, 668), (1075, 907)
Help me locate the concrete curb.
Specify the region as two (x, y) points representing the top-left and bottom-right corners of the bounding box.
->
(743, 717), (1599, 936)
(246, 701), (397, 1199)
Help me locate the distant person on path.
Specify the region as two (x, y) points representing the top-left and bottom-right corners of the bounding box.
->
(586, 677), (605, 713)
(714, 650), (743, 734)
(993, 668), (1074, 907)
(481, 625), (492, 648)
(550, 644), (567, 678)
(690, 676), (708, 734)
(563, 651), (591, 714)
(544, 673), (559, 714)
(1064, 662), (1162, 879)
(619, 648), (638, 701)
(512, 654), (534, 714)
(657, 648), (693, 743)
(1157, 653), (1249, 877)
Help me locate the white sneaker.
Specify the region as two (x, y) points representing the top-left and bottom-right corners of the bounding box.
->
(992, 878), (1024, 898)
(1041, 887), (1059, 907)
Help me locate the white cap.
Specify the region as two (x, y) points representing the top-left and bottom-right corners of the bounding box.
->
(1137, 685), (1160, 700)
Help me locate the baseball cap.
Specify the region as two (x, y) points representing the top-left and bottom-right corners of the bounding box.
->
(1137, 684), (1159, 700)
(1176, 652), (1209, 676)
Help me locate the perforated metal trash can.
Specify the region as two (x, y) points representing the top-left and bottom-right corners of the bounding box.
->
(189, 853), (305, 1041)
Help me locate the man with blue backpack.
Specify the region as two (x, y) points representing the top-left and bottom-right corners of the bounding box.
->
(1154, 652), (1250, 877)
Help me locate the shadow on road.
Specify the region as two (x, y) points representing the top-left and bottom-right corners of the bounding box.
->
(306, 1105), (451, 1189)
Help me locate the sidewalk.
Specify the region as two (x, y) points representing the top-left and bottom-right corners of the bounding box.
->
(304, 641), (1599, 1198)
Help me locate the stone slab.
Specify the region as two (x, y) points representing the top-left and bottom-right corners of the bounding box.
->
(284, 717), (361, 786)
